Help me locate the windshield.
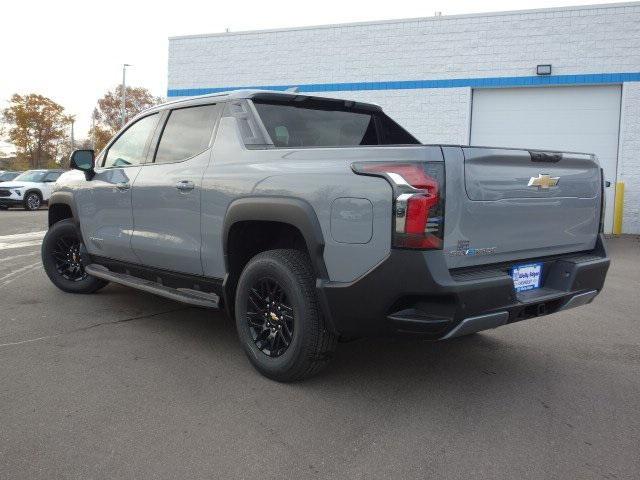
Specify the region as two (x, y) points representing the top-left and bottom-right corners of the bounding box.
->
(13, 171), (47, 182)
(253, 98), (419, 148)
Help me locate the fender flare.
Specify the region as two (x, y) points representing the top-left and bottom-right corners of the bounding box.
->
(222, 196), (328, 280)
(47, 191), (80, 227)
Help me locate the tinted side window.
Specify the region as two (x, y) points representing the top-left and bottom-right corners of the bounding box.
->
(154, 104), (220, 163)
(104, 113), (159, 168)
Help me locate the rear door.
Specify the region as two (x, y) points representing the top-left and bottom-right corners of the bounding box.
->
(77, 113), (160, 263)
(130, 103), (222, 275)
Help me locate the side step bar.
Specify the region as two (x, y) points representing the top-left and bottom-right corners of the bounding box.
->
(85, 264), (220, 309)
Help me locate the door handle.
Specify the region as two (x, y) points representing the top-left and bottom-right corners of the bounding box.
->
(115, 182), (131, 191)
(176, 180), (195, 192)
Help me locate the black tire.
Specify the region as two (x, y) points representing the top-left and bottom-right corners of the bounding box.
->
(235, 249), (337, 382)
(41, 219), (108, 294)
(23, 192), (42, 211)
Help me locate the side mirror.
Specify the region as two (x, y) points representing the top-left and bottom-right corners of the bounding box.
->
(70, 149), (95, 179)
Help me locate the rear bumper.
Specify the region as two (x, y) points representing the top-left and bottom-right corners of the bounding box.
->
(317, 235), (610, 338)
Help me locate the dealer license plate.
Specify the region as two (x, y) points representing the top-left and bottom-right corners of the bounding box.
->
(511, 263), (542, 292)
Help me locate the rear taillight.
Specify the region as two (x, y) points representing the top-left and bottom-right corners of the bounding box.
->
(352, 162), (445, 249)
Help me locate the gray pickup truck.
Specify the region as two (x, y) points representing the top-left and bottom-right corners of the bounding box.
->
(42, 90), (610, 381)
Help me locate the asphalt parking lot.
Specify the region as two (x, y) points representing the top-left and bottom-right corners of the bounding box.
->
(1, 209), (639, 479)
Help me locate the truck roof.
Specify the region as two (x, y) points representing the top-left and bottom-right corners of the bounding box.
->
(153, 89), (382, 112)
(131, 92), (596, 156)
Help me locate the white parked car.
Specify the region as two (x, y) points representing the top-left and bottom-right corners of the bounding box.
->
(0, 171), (23, 183)
(0, 169), (64, 210)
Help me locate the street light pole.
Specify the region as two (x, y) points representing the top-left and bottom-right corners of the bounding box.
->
(91, 108), (97, 150)
(121, 63), (132, 128)
(70, 117), (75, 150)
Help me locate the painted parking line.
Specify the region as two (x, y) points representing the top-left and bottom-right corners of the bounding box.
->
(0, 231), (46, 240)
(0, 251), (39, 263)
(0, 261), (42, 287)
(0, 230), (46, 250)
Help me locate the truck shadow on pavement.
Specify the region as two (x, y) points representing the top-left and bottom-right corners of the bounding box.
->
(94, 284), (541, 398)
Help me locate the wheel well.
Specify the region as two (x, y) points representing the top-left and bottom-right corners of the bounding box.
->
(24, 189), (42, 199)
(48, 203), (73, 226)
(224, 220), (310, 316)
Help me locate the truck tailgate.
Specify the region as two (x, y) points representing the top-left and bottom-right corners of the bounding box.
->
(443, 146), (602, 269)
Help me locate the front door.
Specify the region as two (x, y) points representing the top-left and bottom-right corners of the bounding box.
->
(77, 113), (160, 263)
(130, 103), (221, 275)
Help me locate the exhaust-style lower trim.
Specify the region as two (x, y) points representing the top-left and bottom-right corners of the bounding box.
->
(440, 311), (509, 339)
(441, 290), (599, 339)
(558, 290), (598, 311)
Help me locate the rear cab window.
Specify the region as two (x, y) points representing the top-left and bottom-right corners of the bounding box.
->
(252, 97), (419, 148)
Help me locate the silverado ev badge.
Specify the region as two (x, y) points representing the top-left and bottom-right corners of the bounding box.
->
(528, 174), (560, 189)
(449, 239), (497, 257)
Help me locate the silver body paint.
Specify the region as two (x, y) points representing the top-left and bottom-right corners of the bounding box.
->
(53, 90), (602, 284)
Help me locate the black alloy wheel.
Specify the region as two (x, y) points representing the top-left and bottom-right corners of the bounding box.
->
(247, 277), (294, 358)
(41, 219), (108, 294)
(51, 234), (88, 282)
(234, 249), (338, 382)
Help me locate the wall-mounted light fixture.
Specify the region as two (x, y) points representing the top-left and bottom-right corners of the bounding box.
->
(536, 64), (552, 76)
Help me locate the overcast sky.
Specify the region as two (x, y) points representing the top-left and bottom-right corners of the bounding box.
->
(0, 0), (626, 139)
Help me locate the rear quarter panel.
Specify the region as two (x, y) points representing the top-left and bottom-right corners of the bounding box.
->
(201, 116), (435, 283)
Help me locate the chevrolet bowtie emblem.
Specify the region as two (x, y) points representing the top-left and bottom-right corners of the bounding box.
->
(528, 174), (559, 189)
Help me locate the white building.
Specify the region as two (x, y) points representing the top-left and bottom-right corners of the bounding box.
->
(168, 2), (640, 234)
